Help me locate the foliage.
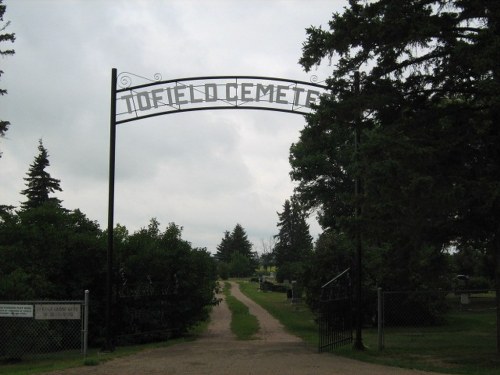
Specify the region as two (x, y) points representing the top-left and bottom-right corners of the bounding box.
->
(257, 236), (276, 271)
(227, 252), (253, 278)
(260, 280), (288, 293)
(0, 144), (218, 347)
(303, 230), (353, 310)
(273, 197), (313, 283)
(292, 1), (500, 323)
(20, 140), (62, 210)
(451, 243), (493, 287)
(215, 223), (257, 277)
(116, 220), (218, 342)
(215, 230), (232, 263)
(0, 0), (15, 144)
(0, 203), (104, 301)
(217, 261), (230, 280)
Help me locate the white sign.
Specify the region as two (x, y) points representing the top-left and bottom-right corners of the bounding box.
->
(0, 304), (34, 318)
(116, 76), (329, 123)
(35, 304), (81, 320)
(120, 83), (322, 111)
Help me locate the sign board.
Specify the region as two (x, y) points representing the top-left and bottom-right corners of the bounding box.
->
(35, 304), (81, 320)
(0, 304), (34, 318)
(115, 74), (329, 124)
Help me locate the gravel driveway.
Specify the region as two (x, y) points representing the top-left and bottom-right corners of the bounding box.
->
(44, 282), (448, 375)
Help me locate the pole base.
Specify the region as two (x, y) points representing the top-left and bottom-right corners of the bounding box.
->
(353, 340), (366, 351)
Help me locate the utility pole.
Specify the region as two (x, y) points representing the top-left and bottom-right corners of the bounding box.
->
(353, 70), (365, 350)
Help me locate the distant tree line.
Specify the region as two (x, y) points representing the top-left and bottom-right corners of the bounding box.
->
(0, 140), (218, 346)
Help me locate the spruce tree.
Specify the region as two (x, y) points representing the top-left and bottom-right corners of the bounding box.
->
(21, 140), (62, 209)
(273, 198), (313, 282)
(215, 230), (232, 263)
(215, 224), (256, 277)
(230, 223), (253, 259)
(295, 0), (500, 352)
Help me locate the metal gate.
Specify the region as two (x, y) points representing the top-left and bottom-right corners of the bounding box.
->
(318, 268), (353, 352)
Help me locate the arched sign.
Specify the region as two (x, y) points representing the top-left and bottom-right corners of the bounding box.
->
(115, 73), (329, 123)
(105, 69), (328, 349)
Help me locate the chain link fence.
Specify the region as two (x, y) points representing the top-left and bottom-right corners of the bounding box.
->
(378, 289), (497, 351)
(115, 283), (180, 345)
(0, 291), (89, 360)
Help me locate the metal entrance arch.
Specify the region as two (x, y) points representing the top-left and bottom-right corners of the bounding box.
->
(105, 68), (329, 349)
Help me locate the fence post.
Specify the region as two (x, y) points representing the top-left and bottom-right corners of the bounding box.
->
(377, 287), (384, 350)
(84, 290), (89, 357)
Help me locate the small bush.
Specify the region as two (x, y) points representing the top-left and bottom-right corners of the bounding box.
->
(83, 358), (99, 366)
(260, 280), (288, 293)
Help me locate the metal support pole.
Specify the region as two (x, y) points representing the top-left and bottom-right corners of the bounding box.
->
(353, 70), (365, 351)
(377, 287), (384, 350)
(105, 68), (117, 352)
(84, 290), (89, 357)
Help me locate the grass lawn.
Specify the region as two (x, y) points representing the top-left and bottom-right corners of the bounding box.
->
(238, 280), (500, 375)
(223, 281), (260, 340)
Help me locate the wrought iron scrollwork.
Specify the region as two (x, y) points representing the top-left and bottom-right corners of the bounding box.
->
(117, 71), (163, 89)
(310, 74), (327, 86)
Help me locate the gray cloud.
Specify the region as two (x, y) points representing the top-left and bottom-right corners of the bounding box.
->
(1, 0), (343, 252)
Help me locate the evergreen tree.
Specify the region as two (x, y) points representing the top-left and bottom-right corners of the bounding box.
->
(215, 223), (256, 277)
(21, 140), (62, 209)
(215, 230), (233, 263)
(273, 198), (313, 282)
(303, 229), (353, 311)
(295, 0), (500, 350)
(230, 223), (254, 260)
(0, 0), (15, 145)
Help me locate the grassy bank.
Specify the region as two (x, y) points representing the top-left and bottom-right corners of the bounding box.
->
(223, 282), (259, 340)
(238, 280), (500, 375)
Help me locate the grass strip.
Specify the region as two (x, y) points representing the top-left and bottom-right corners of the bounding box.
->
(223, 281), (259, 340)
(238, 280), (500, 375)
(237, 280), (317, 346)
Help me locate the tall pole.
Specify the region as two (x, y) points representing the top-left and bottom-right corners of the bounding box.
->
(105, 68), (117, 352)
(353, 70), (365, 350)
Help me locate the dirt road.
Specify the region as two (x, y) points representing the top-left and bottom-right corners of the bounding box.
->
(45, 282), (447, 375)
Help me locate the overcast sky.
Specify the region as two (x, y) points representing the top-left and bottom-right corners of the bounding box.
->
(1, 0), (347, 253)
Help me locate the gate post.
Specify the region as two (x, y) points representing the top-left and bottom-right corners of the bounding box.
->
(105, 68), (117, 352)
(83, 289), (89, 357)
(377, 287), (384, 350)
